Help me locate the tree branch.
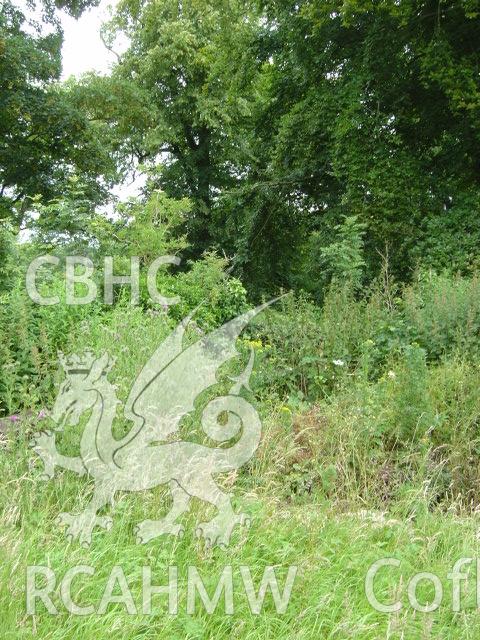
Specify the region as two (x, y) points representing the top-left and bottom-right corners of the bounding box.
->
(99, 31), (121, 63)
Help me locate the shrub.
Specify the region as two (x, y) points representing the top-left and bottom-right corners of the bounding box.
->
(403, 271), (480, 360)
(167, 252), (249, 329)
(0, 268), (102, 415)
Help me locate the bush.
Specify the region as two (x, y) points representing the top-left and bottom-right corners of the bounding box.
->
(0, 270), (102, 414)
(403, 271), (480, 360)
(167, 252), (249, 329)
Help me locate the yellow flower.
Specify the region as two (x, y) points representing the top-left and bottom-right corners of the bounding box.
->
(244, 339), (263, 350)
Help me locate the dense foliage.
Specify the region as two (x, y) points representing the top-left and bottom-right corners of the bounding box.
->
(0, 0), (114, 226)
(3, 0), (480, 291)
(62, 0), (480, 293)
(2, 2), (480, 638)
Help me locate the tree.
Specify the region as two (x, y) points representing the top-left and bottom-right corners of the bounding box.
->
(0, 0), (114, 226)
(75, 0), (263, 251)
(254, 0), (480, 283)
(73, 0), (480, 293)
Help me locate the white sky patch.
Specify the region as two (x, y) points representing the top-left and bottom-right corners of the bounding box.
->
(60, 0), (122, 79)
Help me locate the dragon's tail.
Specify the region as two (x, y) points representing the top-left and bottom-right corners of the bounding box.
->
(202, 395), (262, 472)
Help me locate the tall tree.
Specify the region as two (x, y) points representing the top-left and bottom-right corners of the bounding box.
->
(76, 0), (262, 251)
(255, 0), (480, 283)
(0, 0), (114, 225)
(75, 0), (480, 293)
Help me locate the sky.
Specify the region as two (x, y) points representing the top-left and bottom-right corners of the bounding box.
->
(60, 0), (120, 79)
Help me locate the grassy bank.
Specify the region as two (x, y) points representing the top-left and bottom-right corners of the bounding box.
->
(2, 269), (480, 637)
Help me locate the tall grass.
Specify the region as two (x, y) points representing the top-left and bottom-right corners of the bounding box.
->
(3, 268), (480, 637)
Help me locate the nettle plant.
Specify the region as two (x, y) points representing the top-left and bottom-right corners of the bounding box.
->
(319, 215), (367, 292)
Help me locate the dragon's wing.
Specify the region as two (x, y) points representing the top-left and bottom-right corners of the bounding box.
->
(115, 301), (273, 453)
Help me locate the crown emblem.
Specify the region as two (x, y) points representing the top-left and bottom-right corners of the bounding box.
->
(58, 351), (96, 375)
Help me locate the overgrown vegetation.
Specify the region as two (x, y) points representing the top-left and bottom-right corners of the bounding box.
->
(2, 0), (480, 637)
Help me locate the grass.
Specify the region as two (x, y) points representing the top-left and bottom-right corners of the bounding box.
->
(3, 275), (480, 638)
(2, 407), (480, 638)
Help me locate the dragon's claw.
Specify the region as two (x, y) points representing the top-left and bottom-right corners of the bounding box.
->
(56, 511), (112, 546)
(195, 522), (225, 548)
(31, 431), (57, 479)
(39, 472), (54, 481)
(134, 519), (185, 544)
(31, 430), (86, 479)
(196, 512), (249, 548)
